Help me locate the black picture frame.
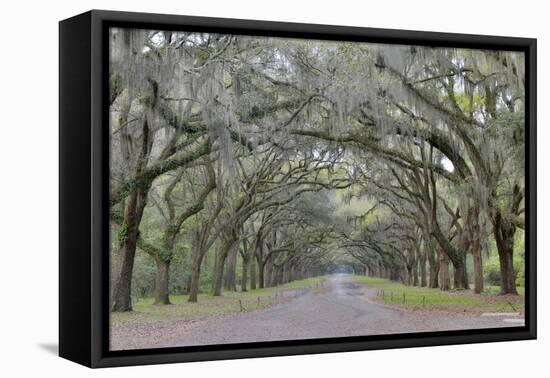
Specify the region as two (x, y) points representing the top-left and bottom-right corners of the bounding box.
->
(59, 9), (537, 368)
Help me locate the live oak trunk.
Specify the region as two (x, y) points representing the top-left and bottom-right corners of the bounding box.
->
(152, 231), (177, 305)
(256, 243), (265, 289)
(282, 263), (290, 283)
(265, 255), (274, 287)
(188, 249), (203, 302)
(224, 243), (238, 292)
(274, 265), (283, 286)
(454, 232), (470, 290)
(184, 240), (199, 295)
(419, 251), (427, 287)
(274, 263), (282, 286)
(211, 236), (235, 296)
(463, 251), (470, 289)
(494, 210), (518, 295)
(111, 186), (148, 312)
(257, 260), (265, 289)
(211, 252), (226, 296)
(188, 234), (207, 303)
(188, 224), (210, 302)
(433, 222), (467, 290)
(453, 262), (467, 290)
(423, 227), (439, 289)
(153, 258), (171, 305)
(428, 245), (439, 288)
(470, 207), (483, 294)
(288, 264), (295, 282)
(412, 244), (420, 286)
(241, 255), (250, 292)
(439, 249), (451, 291)
(250, 257), (257, 290)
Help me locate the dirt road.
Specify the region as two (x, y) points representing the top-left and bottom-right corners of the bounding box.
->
(111, 275), (519, 350)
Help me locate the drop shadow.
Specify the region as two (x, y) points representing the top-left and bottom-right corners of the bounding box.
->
(38, 343), (58, 356)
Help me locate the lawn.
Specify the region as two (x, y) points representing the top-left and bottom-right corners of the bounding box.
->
(111, 276), (328, 327)
(351, 275), (525, 314)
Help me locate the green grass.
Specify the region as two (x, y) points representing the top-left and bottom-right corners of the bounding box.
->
(111, 275), (329, 327)
(351, 276), (524, 313)
(484, 285), (525, 296)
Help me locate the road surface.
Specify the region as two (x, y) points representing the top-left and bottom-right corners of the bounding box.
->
(111, 275), (520, 350)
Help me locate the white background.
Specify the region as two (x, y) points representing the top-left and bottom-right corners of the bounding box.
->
(0, 0), (546, 376)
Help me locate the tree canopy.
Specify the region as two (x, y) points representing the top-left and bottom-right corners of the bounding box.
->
(109, 28), (525, 312)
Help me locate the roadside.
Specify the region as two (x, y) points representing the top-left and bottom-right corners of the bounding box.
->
(110, 274), (520, 350)
(351, 275), (525, 315)
(111, 276), (328, 327)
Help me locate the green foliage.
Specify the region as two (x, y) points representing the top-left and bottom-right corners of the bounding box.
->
(352, 275), (524, 313)
(109, 29), (527, 317)
(117, 222), (128, 246)
(130, 253), (156, 299)
(199, 269), (214, 291)
(484, 264), (501, 286)
(197, 49), (210, 62)
(452, 92), (485, 114)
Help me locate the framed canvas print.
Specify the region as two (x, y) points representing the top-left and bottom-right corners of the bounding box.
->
(59, 10), (537, 368)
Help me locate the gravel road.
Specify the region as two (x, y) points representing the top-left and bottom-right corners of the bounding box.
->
(112, 275), (519, 350)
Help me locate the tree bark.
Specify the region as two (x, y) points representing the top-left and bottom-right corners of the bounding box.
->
(250, 257), (257, 290)
(419, 251), (427, 287)
(428, 245), (439, 288)
(256, 242), (265, 288)
(241, 256), (249, 292)
(188, 223), (211, 302)
(471, 242), (483, 294)
(412, 245), (419, 286)
(470, 207), (483, 294)
(211, 252), (226, 296)
(423, 227), (439, 289)
(462, 248), (470, 290)
(494, 211), (518, 294)
(111, 186), (148, 312)
(211, 236), (235, 296)
(453, 262), (467, 290)
(432, 222), (467, 290)
(188, 248), (203, 302)
(153, 258), (171, 305)
(224, 243), (238, 292)
(439, 248), (450, 290)
(188, 233), (203, 302)
(265, 255), (274, 287)
(258, 260), (265, 288)
(288, 264), (294, 282)
(454, 230), (470, 290)
(188, 257), (201, 302)
(276, 264), (283, 286)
